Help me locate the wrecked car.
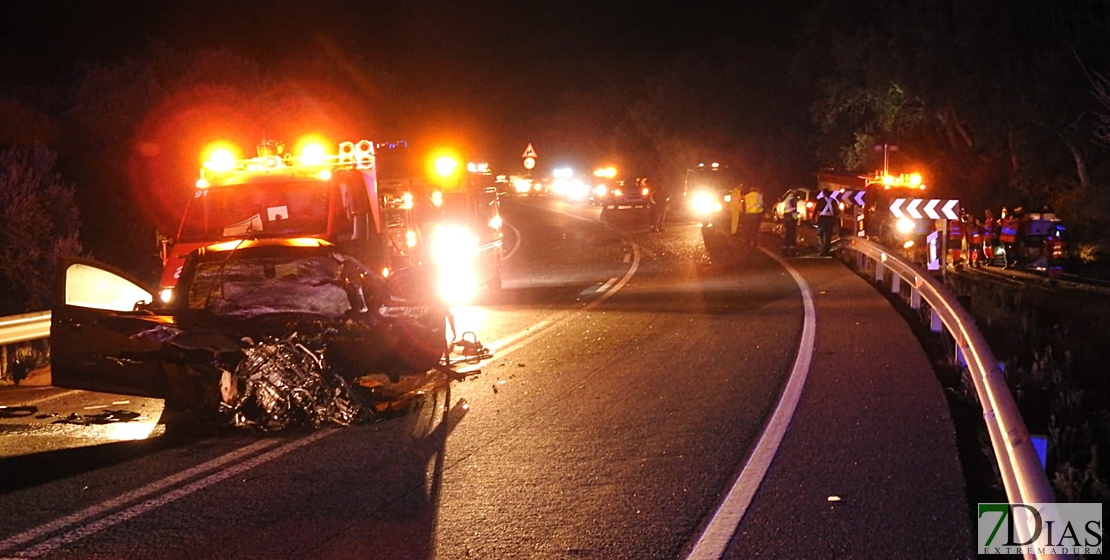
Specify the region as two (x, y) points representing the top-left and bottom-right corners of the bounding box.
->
(51, 237), (480, 431)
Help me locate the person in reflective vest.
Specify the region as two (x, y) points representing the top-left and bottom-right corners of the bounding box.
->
(729, 184), (744, 235)
(948, 217), (964, 266)
(966, 217), (983, 267)
(742, 186), (764, 247)
(982, 208), (997, 264)
(998, 207), (1020, 268)
(781, 189), (799, 256)
(816, 188), (839, 256)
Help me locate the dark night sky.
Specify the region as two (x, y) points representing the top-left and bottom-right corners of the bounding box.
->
(3, 1), (812, 169)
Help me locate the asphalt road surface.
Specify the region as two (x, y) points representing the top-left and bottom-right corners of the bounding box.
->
(0, 197), (973, 559)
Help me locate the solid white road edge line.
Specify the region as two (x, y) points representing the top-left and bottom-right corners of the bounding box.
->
(595, 277), (618, 293)
(684, 249), (817, 560)
(0, 437), (286, 555)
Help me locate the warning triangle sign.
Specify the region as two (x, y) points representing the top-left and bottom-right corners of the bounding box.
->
(522, 143), (538, 158)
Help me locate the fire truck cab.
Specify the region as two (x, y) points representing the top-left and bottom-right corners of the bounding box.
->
(159, 139), (418, 304)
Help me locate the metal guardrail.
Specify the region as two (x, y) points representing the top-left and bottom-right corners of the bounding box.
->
(839, 237), (1058, 515)
(0, 310), (50, 345)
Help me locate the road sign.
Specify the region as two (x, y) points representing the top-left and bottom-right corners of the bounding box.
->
(522, 143), (538, 159)
(523, 157), (535, 170)
(830, 189), (867, 207)
(890, 198), (960, 220)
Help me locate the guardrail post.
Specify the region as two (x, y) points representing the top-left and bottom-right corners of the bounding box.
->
(910, 286), (921, 310)
(874, 260), (884, 283)
(891, 274), (901, 295)
(930, 308), (943, 333)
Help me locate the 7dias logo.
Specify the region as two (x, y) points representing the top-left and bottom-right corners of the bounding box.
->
(978, 503), (1102, 555)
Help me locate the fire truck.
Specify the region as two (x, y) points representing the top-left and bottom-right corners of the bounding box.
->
(416, 155), (504, 305)
(817, 169), (932, 261)
(158, 138), (420, 304)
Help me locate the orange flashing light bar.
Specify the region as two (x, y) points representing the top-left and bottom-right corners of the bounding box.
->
(865, 172), (926, 190)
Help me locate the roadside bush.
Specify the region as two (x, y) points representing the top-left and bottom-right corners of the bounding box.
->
(0, 143), (83, 315)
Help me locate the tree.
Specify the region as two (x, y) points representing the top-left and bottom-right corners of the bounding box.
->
(0, 143), (82, 315)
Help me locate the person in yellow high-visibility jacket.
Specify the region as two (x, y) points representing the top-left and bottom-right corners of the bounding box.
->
(742, 186), (764, 247)
(729, 185), (744, 235)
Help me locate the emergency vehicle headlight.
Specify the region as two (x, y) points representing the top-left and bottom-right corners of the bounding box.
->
(594, 185), (608, 198)
(431, 225), (479, 264)
(690, 191), (718, 217)
(159, 288), (174, 303)
(431, 191), (443, 207)
(896, 217), (916, 235)
(641, 187), (650, 196)
(613, 189), (623, 197)
(489, 215), (503, 230)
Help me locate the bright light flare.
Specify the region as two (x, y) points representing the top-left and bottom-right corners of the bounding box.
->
(434, 155), (460, 178)
(431, 225), (481, 305)
(300, 142), (328, 165)
(204, 149), (237, 172)
(593, 166), (617, 179)
(553, 167), (573, 179)
(690, 191), (721, 217)
(896, 217), (916, 235)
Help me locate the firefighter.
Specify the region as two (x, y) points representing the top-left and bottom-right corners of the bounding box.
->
(781, 189), (799, 256)
(966, 216), (984, 268)
(998, 207), (1020, 268)
(948, 214), (964, 266)
(816, 188), (839, 256)
(742, 186), (764, 247)
(982, 208), (997, 265)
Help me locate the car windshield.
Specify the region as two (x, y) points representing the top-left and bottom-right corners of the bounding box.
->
(179, 180), (333, 241)
(184, 251), (352, 319)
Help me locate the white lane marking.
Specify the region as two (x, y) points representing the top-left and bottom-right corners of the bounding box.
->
(595, 277), (618, 293)
(8, 390), (80, 407)
(684, 249), (817, 560)
(486, 243), (641, 361)
(0, 437), (286, 555)
(6, 430), (335, 558)
(501, 221), (523, 261)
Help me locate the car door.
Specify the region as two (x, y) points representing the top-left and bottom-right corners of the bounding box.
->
(51, 257), (174, 398)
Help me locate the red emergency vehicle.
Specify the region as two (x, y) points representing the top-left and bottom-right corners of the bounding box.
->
(158, 138), (419, 304)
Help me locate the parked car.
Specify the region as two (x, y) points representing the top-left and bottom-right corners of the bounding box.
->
(772, 188), (817, 224)
(595, 177), (650, 209)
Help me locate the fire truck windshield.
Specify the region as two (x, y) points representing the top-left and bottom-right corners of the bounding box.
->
(179, 180), (336, 242)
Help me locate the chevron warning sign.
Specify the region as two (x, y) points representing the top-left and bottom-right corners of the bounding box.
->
(890, 198), (960, 220)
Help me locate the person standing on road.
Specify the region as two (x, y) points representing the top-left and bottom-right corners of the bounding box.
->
(648, 179), (669, 232)
(781, 189), (799, 256)
(729, 184), (744, 235)
(742, 186), (764, 247)
(816, 188), (839, 256)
